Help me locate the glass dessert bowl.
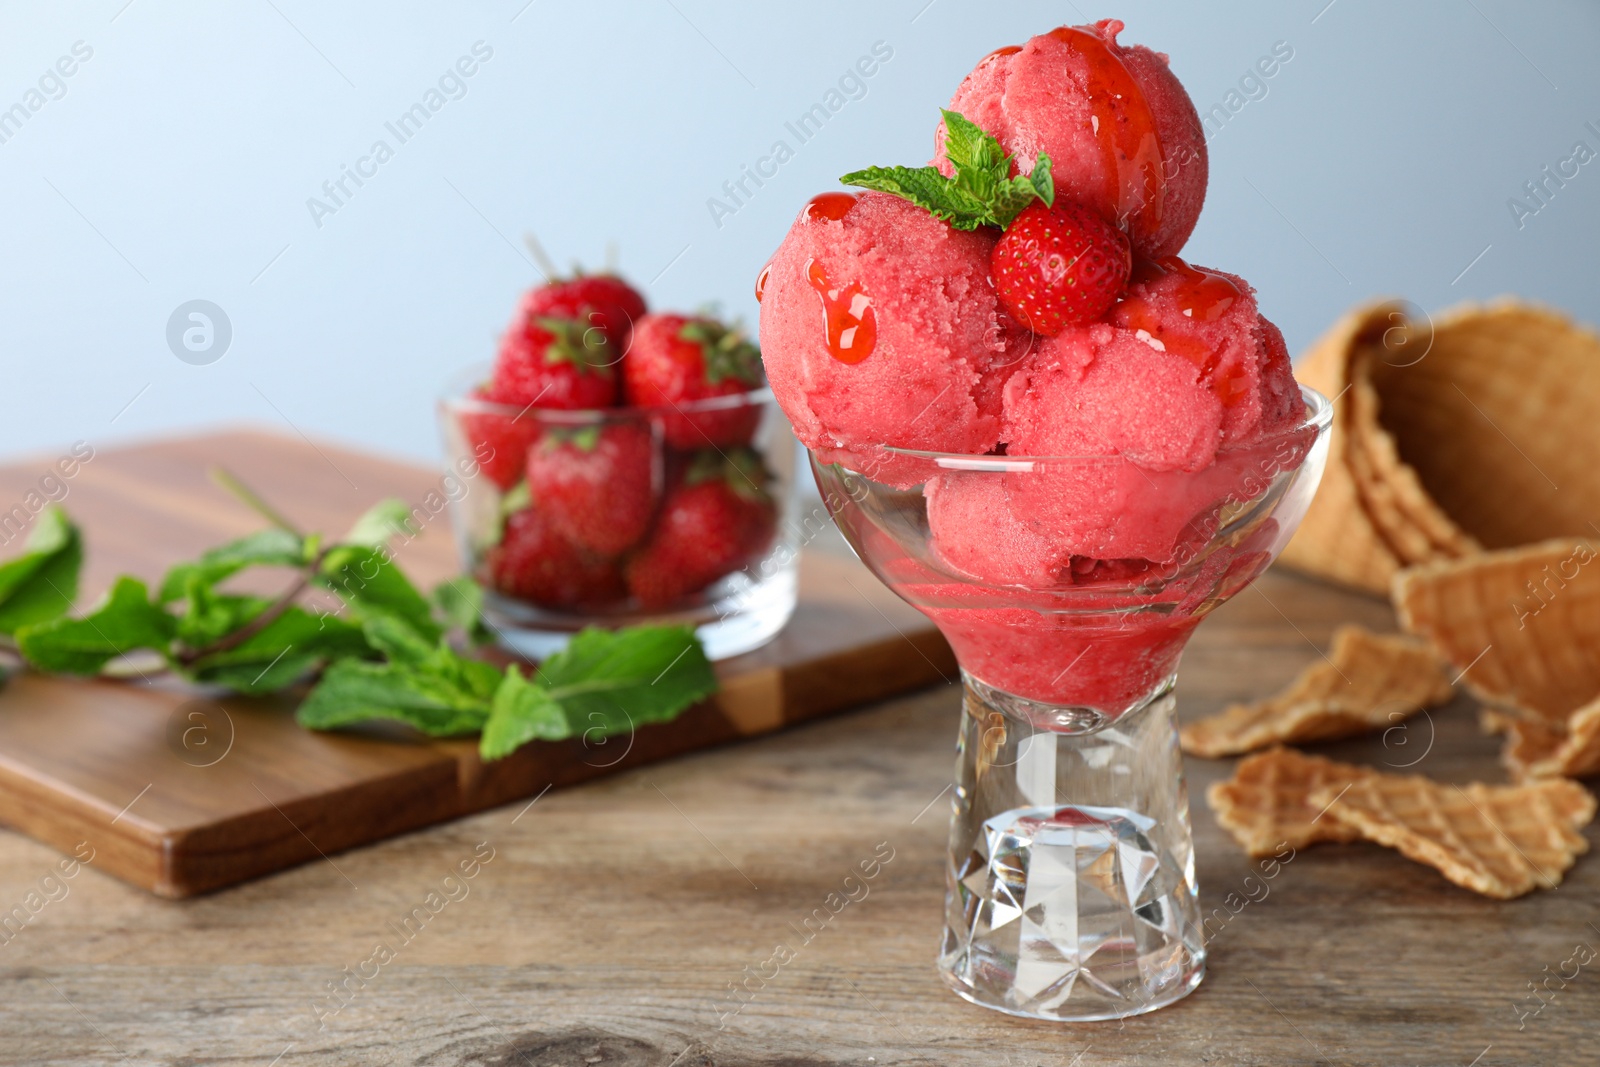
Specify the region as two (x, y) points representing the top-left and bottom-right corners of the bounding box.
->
(438, 371), (800, 660)
(812, 385), (1332, 1021)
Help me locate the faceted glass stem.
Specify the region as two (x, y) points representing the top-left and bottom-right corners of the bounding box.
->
(940, 671), (1205, 1022)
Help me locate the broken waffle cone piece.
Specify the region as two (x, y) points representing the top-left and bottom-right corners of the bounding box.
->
(1182, 626), (1454, 758)
(1484, 701), (1600, 782)
(1394, 539), (1600, 724)
(1206, 747), (1376, 857)
(1309, 774), (1596, 899)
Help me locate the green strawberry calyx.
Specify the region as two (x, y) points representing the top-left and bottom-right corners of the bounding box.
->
(840, 109), (1054, 231)
(678, 319), (762, 386)
(685, 448), (772, 504)
(542, 425), (604, 453)
(535, 316), (615, 376)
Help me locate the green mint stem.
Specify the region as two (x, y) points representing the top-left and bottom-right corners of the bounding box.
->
(210, 466), (305, 538)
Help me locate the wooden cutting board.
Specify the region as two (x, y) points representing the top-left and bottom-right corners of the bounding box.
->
(0, 429), (953, 898)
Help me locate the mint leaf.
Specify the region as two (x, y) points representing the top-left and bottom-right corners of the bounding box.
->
(479, 665), (567, 760)
(319, 545), (441, 642)
(359, 611), (437, 667)
(840, 165), (992, 230)
(156, 528), (305, 604)
(343, 499), (415, 548)
(186, 606), (369, 694)
(842, 111), (1054, 230)
(537, 625), (717, 735)
(431, 577), (490, 645)
(16, 576), (175, 675)
(0, 506), (83, 635)
(1026, 153), (1054, 205)
(174, 586), (274, 650)
(298, 621), (716, 763)
(939, 109), (1010, 178)
(296, 658), (489, 736)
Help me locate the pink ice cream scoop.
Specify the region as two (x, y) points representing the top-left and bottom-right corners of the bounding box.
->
(925, 470), (1072, 587)
(757, 191), (1022, 484)
(934, 19), (1207, 261)
(989, 258), (1304, 564)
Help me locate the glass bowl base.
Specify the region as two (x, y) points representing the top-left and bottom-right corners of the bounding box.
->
(483, 567), (798, 662)
(939, 672), (1206, 1022)
(940, 956), (1204, 1023)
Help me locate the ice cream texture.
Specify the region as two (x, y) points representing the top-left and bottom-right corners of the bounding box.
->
(759, 19), (1310, 710)
(757, 190), (1018, 480)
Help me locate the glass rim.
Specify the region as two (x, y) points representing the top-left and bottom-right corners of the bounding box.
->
(865, 383), (1333, 471)
(439, 362), (774, 423)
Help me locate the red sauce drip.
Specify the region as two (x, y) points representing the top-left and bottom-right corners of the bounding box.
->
(1114, 256), (1248, 405)
(803, 192), (857, 223)
(755, 263), (770, 303)
(805, 259), (876, 364)
(1047, 22), (1166, 244)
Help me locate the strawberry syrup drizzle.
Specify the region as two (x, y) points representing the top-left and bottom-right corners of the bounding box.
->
(1114, 256), (1249, 405)
(805, 259), (877, 364)
(804, 192), (858, 222)
(1047, 22), (1166, 244)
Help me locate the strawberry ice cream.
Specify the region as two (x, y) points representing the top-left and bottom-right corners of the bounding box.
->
(760, 19), (1319, 712)
(935, 20), (1207, 260)
(757, 190), (1019, 482)
(989, 259), (1304, 566)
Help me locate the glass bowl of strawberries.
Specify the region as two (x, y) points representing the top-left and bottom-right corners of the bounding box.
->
(439, 271), (798, 660)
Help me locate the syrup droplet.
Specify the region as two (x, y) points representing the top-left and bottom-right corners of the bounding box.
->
(755, 263), (771, 303)
(806, 259), (877, 364)
(1114, 256), (1247, 404)
(1047, 22), (1166, 244)
(1132, 256), (1239, 322)
(803, 192), (858, 223)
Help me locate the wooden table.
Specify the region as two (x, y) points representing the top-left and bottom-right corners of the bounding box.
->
(2, 480), (1594, 1065)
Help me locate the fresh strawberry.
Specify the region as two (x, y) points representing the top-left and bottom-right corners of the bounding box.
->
(459, 383), (542, 490)
(624, 450), (778, 608)
(991, 201), (1132, 336)
(491, 315), (620, 410)
(525, 422), (656, 555)
(485, 506), (624, 607)
(622, 313), (764, 449)
(518, 274), (647, 354)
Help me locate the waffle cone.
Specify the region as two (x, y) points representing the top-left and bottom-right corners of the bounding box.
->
(1310, 773), (1595, 898)
(1394, 539), (1600, 724)
(1278, 302), (1406, 593)
(1206, 747), (1375, 856)
(1284, 299), (1600, 592)
(1345, 345), (1479, 563)
(1367, 301), (1600, 550)
(1182, 626), (1453, 758)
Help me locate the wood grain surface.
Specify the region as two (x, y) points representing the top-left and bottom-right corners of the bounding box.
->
(0, 431), (954, 897)
(0, 433), (1594, 1065)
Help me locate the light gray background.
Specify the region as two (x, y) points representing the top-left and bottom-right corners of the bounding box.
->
(3, 0), (1596, 465)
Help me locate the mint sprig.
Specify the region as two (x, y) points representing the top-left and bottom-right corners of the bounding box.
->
(841, 109), (1054, 231)
(0, 471), (718, 761)
(0, 506), (82, 637)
